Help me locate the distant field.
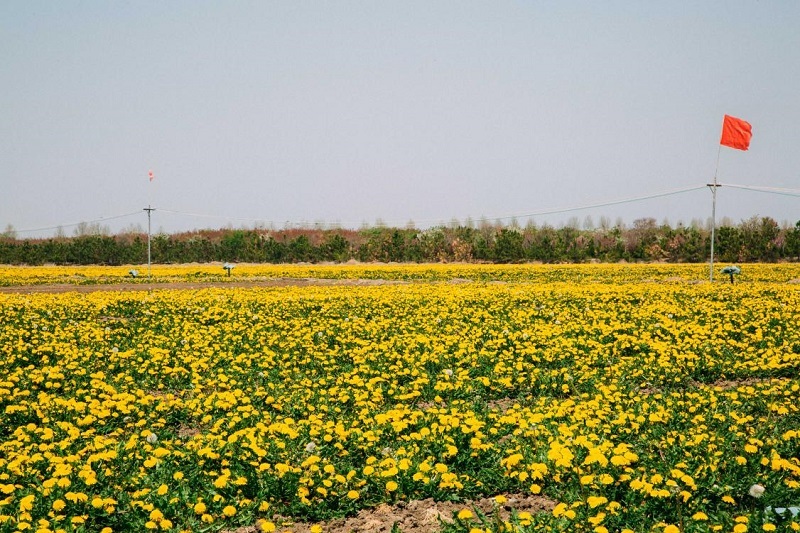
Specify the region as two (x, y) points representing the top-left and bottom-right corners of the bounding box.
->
(2, 262), (800, 287)
(1, 265), (799, 532)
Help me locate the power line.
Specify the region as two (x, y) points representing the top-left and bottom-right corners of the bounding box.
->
(722, 183), (800, 198)
(7, 181), (795, 236)
(488, 184), (707, 222)
(158, 184), (709, 228)
(157, 208), (270, 224)
(15, 211), (143, 235)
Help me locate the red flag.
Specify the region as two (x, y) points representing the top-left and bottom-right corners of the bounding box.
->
(148, 170), (154, 182)
(720, 115), (752, 151)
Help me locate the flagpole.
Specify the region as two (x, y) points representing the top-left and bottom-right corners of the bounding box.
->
(144, 205), (154, 278)
(708, 145), (722, 282)
(144, 170), (155, 279)
(709, 115), (751, 282)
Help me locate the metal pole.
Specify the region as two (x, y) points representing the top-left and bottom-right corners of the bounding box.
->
(708, 145), (722, 282)
(145, 170), (155, 279)
(708, 184), (717, 281)
(144, 206), (154, 278)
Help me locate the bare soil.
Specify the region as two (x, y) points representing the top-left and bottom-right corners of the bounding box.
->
(639, 376), (777, 396)
(223, 493), (556, 533)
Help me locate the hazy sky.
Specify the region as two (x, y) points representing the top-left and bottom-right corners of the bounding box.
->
(2, 1), (799, 237)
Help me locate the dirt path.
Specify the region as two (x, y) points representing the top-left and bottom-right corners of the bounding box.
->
(0, 278), (408, 294)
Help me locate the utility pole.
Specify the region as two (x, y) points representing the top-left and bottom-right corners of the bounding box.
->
(707, 143), (723, 283)
(707, 181), (721, 282)
(144, 205), (155, 278)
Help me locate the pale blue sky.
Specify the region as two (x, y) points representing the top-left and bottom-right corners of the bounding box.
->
(2, 1), (798, 237)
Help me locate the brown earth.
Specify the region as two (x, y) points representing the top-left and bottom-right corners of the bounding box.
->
(638, 376), (778, 396)
(223, 493), (556, 533)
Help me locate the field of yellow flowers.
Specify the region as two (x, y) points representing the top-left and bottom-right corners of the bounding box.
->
(1, 262), (799, 286)
(1, 264), (800, 533)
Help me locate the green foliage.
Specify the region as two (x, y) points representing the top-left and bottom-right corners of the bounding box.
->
(1, 218), (799, 265)
(494, 229), (524, 263)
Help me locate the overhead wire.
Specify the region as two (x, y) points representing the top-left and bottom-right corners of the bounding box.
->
(156, 208), (270, 224)
(721, 183), (800, 198)
(15, 211), (144, 235)
(158, 184), (709, 228)
(488, 184), (708, 222)
(8, 181), (796, 236)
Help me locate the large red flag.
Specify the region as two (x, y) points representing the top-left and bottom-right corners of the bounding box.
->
(720, 115), (752, 151)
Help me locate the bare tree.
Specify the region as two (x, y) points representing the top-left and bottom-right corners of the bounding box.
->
(73, 221), (110, 236)
(633, 218), (657, 231)
(2, 224), (17, 239)
(118, 223), (144, 236)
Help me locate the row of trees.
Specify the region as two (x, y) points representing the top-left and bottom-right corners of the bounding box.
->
(1, 217), (799, 265)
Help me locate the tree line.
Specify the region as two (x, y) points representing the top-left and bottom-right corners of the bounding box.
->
(1, 216), (799, 265)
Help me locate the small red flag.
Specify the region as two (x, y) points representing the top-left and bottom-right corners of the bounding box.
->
(148, 170), (154, 182)
(720, 115), (752, 151)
